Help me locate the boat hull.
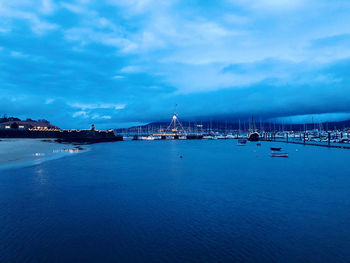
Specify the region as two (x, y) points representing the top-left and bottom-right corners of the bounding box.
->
(271, 153), (288, 157)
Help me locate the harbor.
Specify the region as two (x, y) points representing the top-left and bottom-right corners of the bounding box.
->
(2, 117), (350, 151)
(2, 113), (350, 150)
(3, 1), (350, 262)
(114, 110), (350, 149)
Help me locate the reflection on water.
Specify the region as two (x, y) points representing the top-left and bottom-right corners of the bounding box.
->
(34, 153), (46, 157)
(34, 168), (48, 185)
(1, 140), (350, 263)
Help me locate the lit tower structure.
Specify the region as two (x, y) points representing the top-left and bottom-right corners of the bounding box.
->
(166, 104), (186, 135)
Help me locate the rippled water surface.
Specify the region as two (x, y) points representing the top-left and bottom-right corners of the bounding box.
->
(1, 140), (350, 262)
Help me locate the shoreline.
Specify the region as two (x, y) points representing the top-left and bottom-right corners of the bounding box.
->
(0, 129), (123, 143)
(0, 138), (86, 170)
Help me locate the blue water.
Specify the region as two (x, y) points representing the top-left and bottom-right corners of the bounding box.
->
(1, 140), (350, 262)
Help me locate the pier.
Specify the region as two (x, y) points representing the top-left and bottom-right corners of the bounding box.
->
(261, 131), (350, 149)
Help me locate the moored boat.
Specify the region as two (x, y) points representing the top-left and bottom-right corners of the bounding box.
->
(247, 131), (260, 141)
(238, 139), (247, 146)
(271, 152), (288, 157)
(141, 136), (155, 140)
(270, 147), (282, 151)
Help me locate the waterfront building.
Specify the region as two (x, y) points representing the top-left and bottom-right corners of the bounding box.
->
(0, 120), (59, 131)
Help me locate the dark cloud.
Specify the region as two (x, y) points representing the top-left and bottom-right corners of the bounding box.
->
(1, 0), (350, 128)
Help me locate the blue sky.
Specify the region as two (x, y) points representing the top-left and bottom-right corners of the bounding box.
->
(1, 0), (350, 128)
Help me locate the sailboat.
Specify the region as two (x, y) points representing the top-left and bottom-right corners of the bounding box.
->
(270, 147), (288, 157)
(247, 116), (260, 141)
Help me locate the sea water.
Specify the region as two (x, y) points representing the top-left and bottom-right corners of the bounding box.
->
(1, 140), (350, 262)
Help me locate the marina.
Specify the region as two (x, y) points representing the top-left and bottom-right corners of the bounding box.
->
(117, 121), (350, 149)
(113, 108), (350, 149)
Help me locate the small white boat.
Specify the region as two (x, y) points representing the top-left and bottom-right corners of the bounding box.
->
(203, 135), (216, 140)
(271, 152), (289, 157)
(141, 136), (155, 140)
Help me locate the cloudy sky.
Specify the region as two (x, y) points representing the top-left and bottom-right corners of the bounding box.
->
(1, 0), (350, 128)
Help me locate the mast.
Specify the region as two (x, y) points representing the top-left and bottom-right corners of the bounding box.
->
(238, 119), (241, 135)
(166, 104), (186, 134)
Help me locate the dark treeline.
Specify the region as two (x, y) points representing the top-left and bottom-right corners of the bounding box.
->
(0, 115), (50, 124)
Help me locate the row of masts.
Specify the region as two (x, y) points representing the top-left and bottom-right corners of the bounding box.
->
(118, 121), (346, 135)
(115, 105), (350, 135)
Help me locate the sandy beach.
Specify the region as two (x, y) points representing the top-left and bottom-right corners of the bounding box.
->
(0, 139), (84, 169)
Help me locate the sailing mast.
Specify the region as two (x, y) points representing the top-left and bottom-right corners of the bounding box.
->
(166, 104), (186, 134)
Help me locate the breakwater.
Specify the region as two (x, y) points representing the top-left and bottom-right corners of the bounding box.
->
(0, 129), (123, 143)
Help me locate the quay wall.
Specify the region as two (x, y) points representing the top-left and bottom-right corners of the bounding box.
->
(0, 130), (123, 143)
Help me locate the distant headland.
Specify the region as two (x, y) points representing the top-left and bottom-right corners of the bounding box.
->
(0, 116), (122, 144)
